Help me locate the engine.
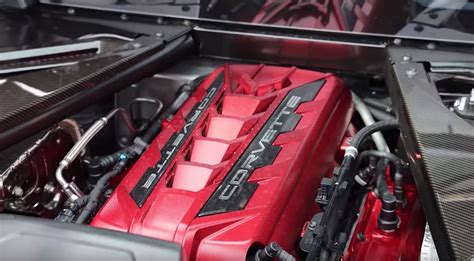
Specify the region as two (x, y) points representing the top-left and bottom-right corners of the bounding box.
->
(0, 63), (427, 260)
(2, 0), (473, 259)
(91, 64), (353, 259)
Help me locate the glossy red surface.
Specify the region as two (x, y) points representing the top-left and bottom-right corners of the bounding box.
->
(251, 0), (355, 60)
(92, 64), (353, 260)
(345, 182), (426, 261)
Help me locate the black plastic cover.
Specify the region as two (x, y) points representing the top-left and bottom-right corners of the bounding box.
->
(0, 214), (181, 261)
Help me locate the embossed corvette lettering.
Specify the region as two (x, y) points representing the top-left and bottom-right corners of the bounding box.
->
(130, 72), (225, 207)
(218, 95), (300, 200)
(199, 80), (324, 216)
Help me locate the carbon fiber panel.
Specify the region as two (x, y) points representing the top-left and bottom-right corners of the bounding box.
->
(0, 27), (192, 151)
(0, 45), (157, 133)
(387, 55), (474, 260)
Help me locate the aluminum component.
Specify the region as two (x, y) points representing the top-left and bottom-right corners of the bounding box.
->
(63, 117), (107, 166)
(344, 146), (358, 158)
(78, 34), (135, 42)
(56, 108), (132, 201)
(352, 92), (390, 152)
(0, 41), (101, 63)
(420, 223), (440, 261)
(0, 125), (83, 217)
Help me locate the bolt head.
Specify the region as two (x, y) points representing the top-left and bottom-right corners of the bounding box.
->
(120, 14), (128, 21)
(155, 32), (164, 38)
(44, 183), (56, 193)
(402, 55), (412, 62)
(406, 68), (418, 78)
(67, 8), (75, 15)
(427, 42), (436, 49)
(393, 38), (402, 45)
(12, 186), (24, 197)
(429, 11), (439, 19)
(414, 24), (424, 32)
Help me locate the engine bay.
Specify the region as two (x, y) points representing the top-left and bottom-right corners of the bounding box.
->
(0, 60), (427, 260)
(1, 1), (473, 260)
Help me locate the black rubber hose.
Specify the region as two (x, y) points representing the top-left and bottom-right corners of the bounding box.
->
(349, 120), (399, 150)
(308, 121), (401, 260)
(368, 107), (396, 121)
(354, 150), (406, 207)
(142, 114), (166, 144)
(375, 159), (391, 198)
(363, 98), (394, 115)
(354, 150), (403, 173)
(75, 160), (127, 224)
(94, 145), (138, 169)
(255, 242), (295, 261)
(94, 150), (124, 170)
(141, 75), (205, 144)
(75, 195), (90, 208)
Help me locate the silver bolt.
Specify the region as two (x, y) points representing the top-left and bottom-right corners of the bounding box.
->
(156, 17), (163, 24)
(402, 55), (412, 62)
(132, 43), (141, 48)
(183, 20), (191, 26)
(393, 38), (402, 45)
(12, 186), (24, 197)
(44, 183), (56, 193)
(406, 68), (418, 78)
(155, 32), (164, 38)
(427, 42), (436, 50)
(120, 14), (128, 21)
(67, 8), (75, 15)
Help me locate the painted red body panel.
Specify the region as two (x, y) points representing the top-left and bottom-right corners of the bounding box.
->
(345, 183), (426, 261)
(92, 64), (353, 260)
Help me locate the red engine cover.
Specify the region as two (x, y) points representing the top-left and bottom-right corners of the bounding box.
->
(92, 64), (353, 260)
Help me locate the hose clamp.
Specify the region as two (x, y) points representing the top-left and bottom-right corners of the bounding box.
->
(344, 146), (358, 159)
